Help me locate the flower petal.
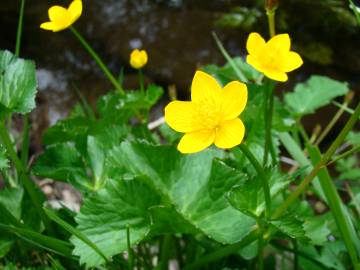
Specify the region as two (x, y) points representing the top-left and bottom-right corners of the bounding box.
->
(68, 0), (83, 21)
(178, 130), (215, 154)
(263, 69), (288, 82)
(40, 22), (56, 31)
(191, 71), (222, 106)
(221, 81), (248, 120)
(246, 55), (264, 73)
(281, 51), (303, 72)
(246, 32), (266, 56)
(48, 6), (68, 22)
(164, 101), (198, 133)
(214, 118), (245, 149)
(267, 34), (290, 52)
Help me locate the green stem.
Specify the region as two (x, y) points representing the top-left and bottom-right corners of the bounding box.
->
(21, 114), (30, 168)
(69, 27), (125, 95)
(315, 98), (348, 146)
(328, 144), (360, 166)
(293, 240), (298, 270)
(127, 225), (134, 270)
(138, 68), (145, 94)
(16, 0), (31, 170)
(263, 80), (275, 166)
(159, 235), (171, 270)
(183, 230), (260, 270)
(0, 122), (54, 234)
(15, 0), (26, 56)
(273, 100), (360, 219)
(239, 144), (271, 218)
(266, 8), (276, 38)
(271, 242), (328, 269)
(257, 226), (264, 270)
(212, 32), (248, 82)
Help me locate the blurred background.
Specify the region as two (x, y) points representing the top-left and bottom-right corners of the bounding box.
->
(1, 0), (360, 148)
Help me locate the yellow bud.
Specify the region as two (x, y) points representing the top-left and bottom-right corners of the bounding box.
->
(129, 49), (148, 69)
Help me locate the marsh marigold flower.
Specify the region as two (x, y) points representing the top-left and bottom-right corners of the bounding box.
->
(130, 49), (148, 69)
(165, 71), (248, 154)
(40, 0), (82, 32)
(246, 32), (303, 82)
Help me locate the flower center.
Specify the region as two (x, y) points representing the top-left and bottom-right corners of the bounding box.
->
(194, 102), (222, 130)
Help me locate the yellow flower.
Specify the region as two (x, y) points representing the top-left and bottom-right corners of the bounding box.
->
(130, 49), (148, 69)
(246, 32), (303, 82)
(40, 0), (82, 32)
(165, 71), (248, 154)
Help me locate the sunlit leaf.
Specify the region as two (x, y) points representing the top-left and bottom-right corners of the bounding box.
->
(285, 76), (348, 117)
(0, 50), (37, 114)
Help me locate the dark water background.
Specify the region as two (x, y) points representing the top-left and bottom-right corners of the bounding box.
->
(1, 0), (360, 149)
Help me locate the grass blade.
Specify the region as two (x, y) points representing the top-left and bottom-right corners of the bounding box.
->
(44, 207), (110, 264)
(212, 32), (248, 82)
(308, 145), (360, 270)
(0, 223), (73, 257)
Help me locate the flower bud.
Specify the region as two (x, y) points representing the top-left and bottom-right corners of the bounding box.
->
(129, 49), (148, 69)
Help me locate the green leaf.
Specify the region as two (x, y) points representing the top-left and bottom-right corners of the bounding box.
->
(0, 50), (37, 114)
(72, 177), (161, 267)
(42, 116), (90, 145)
(228, 170), (291, 218)
(0, 146), (9, 170)
(270, 215), (306, 240)
(346, 131), (360, 145)
(32, 143), (89, 191)
(284, 75), (348, 117)
(72, 141), (256, 267)
(149, 206), (197, 235)
(0, 237), (13, 259)
(336, 156), (360, 181)
(0, 188), (24, 220)
(108, 141), (255, 244)
(303, 217), (330, 246)
(318, 241), (347, 270)
(97, 85), (163, 121)
(215, 7), (261, 30)
(87, 135), (105, 190)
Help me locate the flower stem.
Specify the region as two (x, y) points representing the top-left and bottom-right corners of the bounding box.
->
(14, 0), (30, 168)
(266, 8), (276, 38)
(126, 225), (134, 270)
(273, 100), (360, 219)
(138, 68), (145, 94)
(21, 114), (30, 167)
(257, 221), (265, 270)
(0, 122), (54, 235)
(15, 0), (25, 57)
(239, 144), (271, 218)
(263, 79), (275, 166)
(69, 27), (125, 95)
(159, 235), (172, 270)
